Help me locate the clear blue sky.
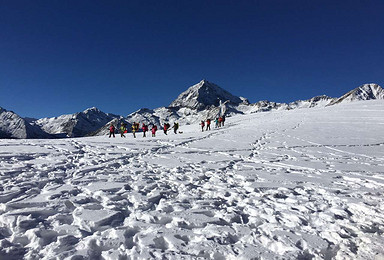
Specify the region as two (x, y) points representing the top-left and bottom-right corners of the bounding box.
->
(1, 0), (383, 118)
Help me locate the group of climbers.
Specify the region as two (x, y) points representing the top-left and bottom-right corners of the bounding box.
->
(201, 115), (225, 132)
(109, 116), (225, 137)
(108, 121), (180, 138)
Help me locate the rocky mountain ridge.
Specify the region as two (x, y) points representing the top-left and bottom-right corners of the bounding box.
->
(35, 107), (120, 138)
(328, 83), (384, 106)
(1, 81), (383, 139)
(0, 107), (52, 139)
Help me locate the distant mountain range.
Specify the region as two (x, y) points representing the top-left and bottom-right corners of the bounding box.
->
(1, 81), (383, 139)
(0, 107), (51, 139)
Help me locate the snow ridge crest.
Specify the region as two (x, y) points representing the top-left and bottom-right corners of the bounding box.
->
(328, 83), (384, 106)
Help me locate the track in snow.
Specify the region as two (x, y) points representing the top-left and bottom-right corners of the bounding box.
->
(1, 100), (384, 259)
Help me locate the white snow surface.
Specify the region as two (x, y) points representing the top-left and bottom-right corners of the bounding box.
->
(1, 100), (384, 259)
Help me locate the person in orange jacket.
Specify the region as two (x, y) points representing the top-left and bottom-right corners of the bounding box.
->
(132, 122), (139, 138)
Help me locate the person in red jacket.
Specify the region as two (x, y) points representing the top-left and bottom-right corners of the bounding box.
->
(109, 123), (115, 138)
(206, 119), (211, 131)
(142, 123), (148, 137)
(151, 125), (157, 137)
(200, 120), (205, 132)
(218, 116), (223, 127)
(163, 123), (170, 135)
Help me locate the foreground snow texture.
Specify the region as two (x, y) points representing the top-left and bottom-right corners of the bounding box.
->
(1, 101), (384, 260)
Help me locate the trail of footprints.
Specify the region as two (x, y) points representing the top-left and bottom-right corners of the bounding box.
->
(1, 128), (384, 259)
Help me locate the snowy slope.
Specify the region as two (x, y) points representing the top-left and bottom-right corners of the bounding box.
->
(88, 117), (130, 137)
(235, 95), (334, 115)
(36, 107), (119, 137)
(2, 81), (383, 139)
(1, 100), (383, 259)
(0, 107), (51, 139)
(288, 95), (334, 109)
(89, 82), (383, 137)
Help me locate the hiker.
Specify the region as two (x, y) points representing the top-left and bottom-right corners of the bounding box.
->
(151, 125), (157, 137)
(222, 115), (226, 126)
(215, 118), (219, 128)
(120, 123), (127, 138)
(206, 119), (211, 131)
(109, 123), (115, 138)
(163, 123), (170, 135)
(173, 122), (179, 134)
(200, 120), (205, 132)
(218, 116), (223, 127)
(142, 123), (148, 137)
(132, 122), (139, 138)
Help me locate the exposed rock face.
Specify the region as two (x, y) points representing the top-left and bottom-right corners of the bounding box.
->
(0, 107), (51, 139)
(169, 80), (246, 111)
(328, 84), (384, 106)
(36, 107), (120, 137)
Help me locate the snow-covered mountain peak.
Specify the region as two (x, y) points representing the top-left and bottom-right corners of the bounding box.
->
(169, 80), (244, 110)
(349, 83), (384, 99)
(328, 83), (384, 106)
(35, 107), (119, 137)
(83, 107), (101, 114)
(0, 107), (51, 139)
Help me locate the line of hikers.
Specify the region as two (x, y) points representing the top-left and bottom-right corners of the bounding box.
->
(109, 122), (179, 138)
(200, 115), (225, 132)
(108, 116), (225, 138)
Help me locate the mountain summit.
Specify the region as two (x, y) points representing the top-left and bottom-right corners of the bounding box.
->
(328, 83), (384, 106)
(169, 80), (245, 111)
(0, 107), (51, 139)
(36, 107), (119, 137)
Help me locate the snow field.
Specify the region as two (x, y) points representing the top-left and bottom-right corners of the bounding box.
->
(1, 100), (384, 259)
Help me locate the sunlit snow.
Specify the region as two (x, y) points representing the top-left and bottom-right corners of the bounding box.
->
(1, 100), (384, 259)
